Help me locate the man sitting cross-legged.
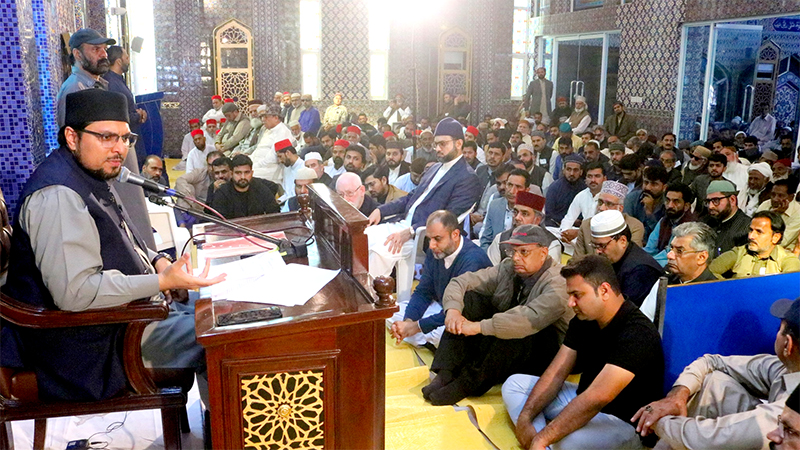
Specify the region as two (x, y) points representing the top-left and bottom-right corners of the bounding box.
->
(503, 255), (664, 450)
(388, 210), (492, 348)
(423, 225), (572, 406)
(632, 297), (800, 450)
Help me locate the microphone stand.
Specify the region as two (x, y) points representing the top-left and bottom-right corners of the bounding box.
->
(148, 195), (307, 258)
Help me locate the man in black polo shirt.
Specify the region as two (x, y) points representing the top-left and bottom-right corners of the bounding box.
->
(211, 154), (280, 219)
(589, 209), (663, 307)
(503, 255), (663, 450)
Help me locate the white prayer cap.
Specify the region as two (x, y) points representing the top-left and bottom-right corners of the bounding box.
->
(517, 143), (533, 153)
(291, 92), (301, 98)
(591, 210), (627, 239)
(491, 117), (508, 125)
(748, 162), (773, 179)
(274, 91), (282, 97)
(574, 95), (587, 103)
(288, 120), (300, 128)
(600, 180), (629, 201)
(257, 104), (267, 114)
(304, 152), (323, 162)
(295, 167), (318, 181)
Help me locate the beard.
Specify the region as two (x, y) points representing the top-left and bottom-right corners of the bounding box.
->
(665, 208), (684, 220)
(250, 118), (261, 128)
(333, 156), (343, 168)
(345, 163), (360, 173)
(235, 178), (250, 189)
(386, 159), (399, 169)
(573, 106), (586, 113)
(72, 148), (122, 180)
(81, 55), (110, 76)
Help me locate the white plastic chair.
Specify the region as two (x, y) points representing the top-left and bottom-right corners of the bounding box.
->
(146, 198), (191, 256)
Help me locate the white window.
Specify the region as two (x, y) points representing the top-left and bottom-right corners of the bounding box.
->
(510, 0), (532, 99)
(300, 0), (321, 99)
(368, 0), (390, 100)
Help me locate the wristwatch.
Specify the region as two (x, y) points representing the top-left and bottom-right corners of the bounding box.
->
(409, 226), (416, 238)
(151, 252), (174, 267)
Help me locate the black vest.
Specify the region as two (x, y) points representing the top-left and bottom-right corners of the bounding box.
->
(1, 147), (150, 401)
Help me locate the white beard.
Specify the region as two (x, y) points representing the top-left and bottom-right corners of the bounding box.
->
(573, 107), (586, 114)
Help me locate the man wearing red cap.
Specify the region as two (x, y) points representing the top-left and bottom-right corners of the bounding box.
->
(322, 92), (348, 131)
(486, 191), (561, 265)
(464, 125), (487, 164)
(345, 125), (363, 147)
(551, 96), (573, 125)
(324, 139), (350, 179)
(185, 128), (216, 174)
(274, 139), (305, 203)
(202, 95), (225, 124)
(176, 118), (206, 171)
(204, 118), (218, 136)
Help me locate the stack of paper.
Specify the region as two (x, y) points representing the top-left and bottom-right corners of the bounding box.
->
(202, 251), (340, 307)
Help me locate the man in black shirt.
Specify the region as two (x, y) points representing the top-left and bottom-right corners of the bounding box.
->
(211, 154), (280, 219)
(503, 255), (664, 450)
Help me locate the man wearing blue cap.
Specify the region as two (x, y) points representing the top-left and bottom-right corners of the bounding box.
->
(366, 118), (482, 302)
(634, 296), (800, 450)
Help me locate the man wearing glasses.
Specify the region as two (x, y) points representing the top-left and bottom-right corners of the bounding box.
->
(589, 209), (662, 307)
(701, 180), (751, 256)
(768, 384), (800, 450)
(634, 297), (800, 450)
(365, 118), (482, 302)
(690, 153), (729, 217)
(574, 181), (645, 258)
(665, 222), (719, 284)
(680, 144), (711, 186)
(1, 89), (225, 401)
(421, 224), (572, 406)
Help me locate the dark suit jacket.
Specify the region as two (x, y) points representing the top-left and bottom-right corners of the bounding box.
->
(378, 156), (482, 229)
(523, 78), (554, 116)
(603, 112), (637, 142)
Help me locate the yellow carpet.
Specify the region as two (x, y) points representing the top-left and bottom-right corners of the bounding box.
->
(165, 157), (183, 188)
(385, 330), (511, 450)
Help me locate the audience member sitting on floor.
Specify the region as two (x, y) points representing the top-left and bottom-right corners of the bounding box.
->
(487, 191), (561, 265)
(336, 172), (378, 217)
(709, 210), (800, 278)
(211, 154), (281, 219)
(643, 182), (696, 266)
(480, 168), (531, 251)
(388, 210), (492, 348)
(625, 165), (669, 242)
(544, 154), (586, 229)
(632, 296), (800, 450)
(302, 151), (333, 186)
(362, 164), (407, 205)
(423, 225), (572, 406)
(701, 179), (751, 256)
(365, 118), (482, 302)
(284, 167), (318, 212)
(503, 255), (664, 450)
(558, 161), (606, 244)
(174, 151), (225, 224)
(185, 128), (216, 174)
(275, 138), (305, 204)
(757, 179), (800, 253)
(574, 180), (645, 258)
(589, 209), (663, 307)
(665, 221), (719, 284)
(140, 154), (167, 185)
(767, 383), (800, 450)
(203, 155), (232, 213)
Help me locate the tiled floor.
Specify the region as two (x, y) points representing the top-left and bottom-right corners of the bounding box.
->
(9, 383), (205, 450)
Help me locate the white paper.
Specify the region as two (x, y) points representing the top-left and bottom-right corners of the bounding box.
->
(204, 252), (340, 306)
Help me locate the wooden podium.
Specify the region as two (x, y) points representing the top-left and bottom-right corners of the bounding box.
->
(194, 184), (397, 449)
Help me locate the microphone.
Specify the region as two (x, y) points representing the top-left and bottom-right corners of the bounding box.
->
(117, 167), (184, 198)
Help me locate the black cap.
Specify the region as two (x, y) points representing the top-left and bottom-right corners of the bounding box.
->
(771, 297), (800, 337)
(64, 89), (130, 128)
(69, 28), (116, 50)
(500, 224), (554, 247)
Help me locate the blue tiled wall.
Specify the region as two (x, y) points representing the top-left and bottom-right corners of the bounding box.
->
(0, 0), (37, 218)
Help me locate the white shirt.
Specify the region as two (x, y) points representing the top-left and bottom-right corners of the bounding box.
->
(251, 122), (294, 183)
(202, 107), (224, 124)
(559, 188), (597, 233)
(388, 165), (402, 185)
(747, 114), (776, 144)
(443, 235), (464, 270)
(394, 173), (417, 193)
(280, 157), (305, 202)
(324, 163), (346, 178)
(723, 161), (749, 206)
(383, 105), (412, 128)
(185, 143), (216, 173)
(403, 155), (463, 227)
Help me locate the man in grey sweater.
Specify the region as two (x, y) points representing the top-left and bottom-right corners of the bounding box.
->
(423, 224), (573, 405)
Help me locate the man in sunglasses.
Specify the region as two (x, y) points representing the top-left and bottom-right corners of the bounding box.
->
(1, 89), (225, 402)
(701, 179), (751, 256)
